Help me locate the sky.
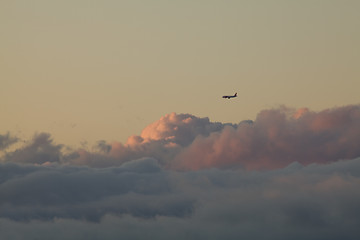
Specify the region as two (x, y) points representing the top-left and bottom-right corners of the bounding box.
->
(1, 0), (360, 146)
(1, 0), (360, 239)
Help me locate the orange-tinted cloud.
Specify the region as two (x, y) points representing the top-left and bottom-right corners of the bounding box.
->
(173, 105), (360, 170)
(3, 105), (360, 171)
(59, 104), (360, 170)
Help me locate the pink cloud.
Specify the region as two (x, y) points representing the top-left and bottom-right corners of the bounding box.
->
(137, 112), (224, 146)
(8, 105), (359, 171)
(292, 107), (309, 119)
(172, 105), (360, 170)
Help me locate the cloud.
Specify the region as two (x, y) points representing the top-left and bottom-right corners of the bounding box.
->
(3, 133), (63, 165)
(0, 158), (191, 222)
(1, 103), (360, 239)
(173, 105), (360, 170)
(64, 112), (230, 168)
(0, 158), (360, 239)
(93, 140), (112, 153)
(3, 105), (360, 171)
(0, 106), (360, 239)
(137, 112), (226, 146)
(0, 132), (18, 151)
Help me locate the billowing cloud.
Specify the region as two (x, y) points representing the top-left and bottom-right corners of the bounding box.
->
(3, 105), (360, 171)
(69, 105), (360, 170)
(1, 105), (360, 239)
(173, 105), (360, 170)
(65, 113), (230, 168)
(138, 112), (226, 146)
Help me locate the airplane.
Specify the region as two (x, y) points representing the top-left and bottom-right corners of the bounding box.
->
(222, 93), (237, 99)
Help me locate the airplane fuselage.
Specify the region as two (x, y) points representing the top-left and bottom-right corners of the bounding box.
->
(222, 93), (237, 99)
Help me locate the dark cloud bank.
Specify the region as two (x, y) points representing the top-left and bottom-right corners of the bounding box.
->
(1, 105), (360, 240)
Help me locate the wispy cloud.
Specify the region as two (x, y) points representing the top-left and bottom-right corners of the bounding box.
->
(0, 132), (18, 151)
(3, 133), (62, 165)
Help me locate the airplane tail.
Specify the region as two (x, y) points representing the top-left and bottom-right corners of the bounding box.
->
(234, 93), (237, 97)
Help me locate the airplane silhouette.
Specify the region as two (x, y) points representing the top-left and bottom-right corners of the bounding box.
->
(222, 93), (237, 99)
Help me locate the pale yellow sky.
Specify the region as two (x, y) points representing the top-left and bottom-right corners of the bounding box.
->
(1, 0), (359, 146)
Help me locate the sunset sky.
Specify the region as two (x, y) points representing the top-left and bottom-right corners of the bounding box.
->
(1, 1), (360, 239)
(2, 0), (359, 146)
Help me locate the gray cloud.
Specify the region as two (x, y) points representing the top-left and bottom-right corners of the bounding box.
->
(0, 158), (187, 222)
(93, 140), (112, 154)
(3, 133), (62, 165)
(0, 158), (360, 239)
(0, 132), (18, 151)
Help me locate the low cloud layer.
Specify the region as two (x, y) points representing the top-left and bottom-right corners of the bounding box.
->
(1, 105), (360, 239)
(0, 158), (360, 239)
